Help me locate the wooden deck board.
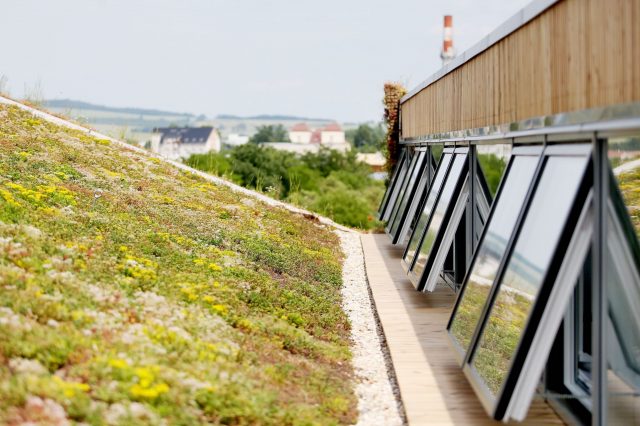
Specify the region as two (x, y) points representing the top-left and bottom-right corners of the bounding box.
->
(360, 233), (564, 426)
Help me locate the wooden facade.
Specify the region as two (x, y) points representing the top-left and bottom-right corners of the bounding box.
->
(401, 0), (640, 138)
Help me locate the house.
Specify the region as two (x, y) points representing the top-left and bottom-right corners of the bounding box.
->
(150, 127), (220, 160)
(289, 123), (312, 144)
(356, 152), (386, 172)
(226, 133), (250, 147)
(262, 122), (351, 154)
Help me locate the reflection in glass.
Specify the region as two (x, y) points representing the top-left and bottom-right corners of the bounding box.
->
(608, 136), (640, 242)
(411, 153), (467, 279)
(432, 144), (444, 163)
(403, 153), (453, 267)
(477, 144), (512, 197)
(606, 196), (640, 424)
(382, 156), (410, 221)
(450, 156), (538, 353)
(389, 151), (426, 236)
(472, 156), (588, 397)
(607, 207), (640, 376)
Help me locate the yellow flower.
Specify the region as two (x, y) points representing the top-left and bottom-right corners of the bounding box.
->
(119, 246), (128, 252)
(130, 382), (169, 399)
(208, 263), (222, 272)
(211, 304), (228, 315)
(108, 358), (129, 369)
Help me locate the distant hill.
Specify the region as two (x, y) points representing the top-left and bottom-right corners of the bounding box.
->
(44, 99), (195, 118)
(216, 114), (332, 122)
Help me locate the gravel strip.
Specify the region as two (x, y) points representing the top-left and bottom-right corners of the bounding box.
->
(337, 230), (405, 426)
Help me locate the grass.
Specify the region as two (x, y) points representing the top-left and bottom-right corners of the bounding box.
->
(616, 166), (640, 239)
(0, 105), (356, 425)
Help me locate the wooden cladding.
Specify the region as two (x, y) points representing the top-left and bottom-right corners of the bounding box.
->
(401, 0), (640, 138)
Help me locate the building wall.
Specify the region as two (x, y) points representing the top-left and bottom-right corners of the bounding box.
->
(401, 0), (640, 138)
(205, 129), (221, 153)
(290, 130), (312, 144)
(321, 130), (346, 144)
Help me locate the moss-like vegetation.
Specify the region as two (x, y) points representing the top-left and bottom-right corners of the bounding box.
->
(0, 105), (356, 425)
(616, 167), (640, 239)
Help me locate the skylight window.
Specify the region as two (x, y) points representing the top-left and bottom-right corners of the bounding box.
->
(407, 148), (469, 290)
(448, 148), (541, 358)
(451, 144), (592, 420)
(387, 149), (428, 239)
(378, 150), (409, 221)
(402, 149), (454, 274)
(395, 150), (437, 246)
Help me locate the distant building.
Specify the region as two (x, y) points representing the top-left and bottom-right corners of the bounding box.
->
(319, 122), (346, 144)
(150, 127), (220, 160)
(262, 122), (350, 154)
(289, 123), (312, 143)
(356, 152), (387, 172)
(226, 133), (250, 147)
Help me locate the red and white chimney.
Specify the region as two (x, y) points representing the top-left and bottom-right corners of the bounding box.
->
(440, 15), (456, 66)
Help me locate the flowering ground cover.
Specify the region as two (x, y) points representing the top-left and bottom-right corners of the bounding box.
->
(0, 105), (356, 425)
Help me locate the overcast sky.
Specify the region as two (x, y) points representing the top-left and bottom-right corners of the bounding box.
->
(1, 0), (531, 122)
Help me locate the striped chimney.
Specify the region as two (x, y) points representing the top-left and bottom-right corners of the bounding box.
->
(440, 15), (456, 65)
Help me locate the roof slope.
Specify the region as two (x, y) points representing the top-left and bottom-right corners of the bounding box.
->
(0, 105), (356, 425)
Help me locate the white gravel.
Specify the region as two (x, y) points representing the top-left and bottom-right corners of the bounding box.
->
(337, 230), (405, 426)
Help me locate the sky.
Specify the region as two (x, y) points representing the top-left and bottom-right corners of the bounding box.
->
(1, 0), (531, 122)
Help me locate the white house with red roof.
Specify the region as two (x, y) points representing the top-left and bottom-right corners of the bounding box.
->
(263, 122), (350, 154)
(289, 123), (313, 143)
(319, 122), (346, 144)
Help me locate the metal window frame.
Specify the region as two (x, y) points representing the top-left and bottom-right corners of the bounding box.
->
(386, 148), (428, 238)
(406, 147), (470, 291)
(446, 145), (545, 363)
(401, 148), (456, 275)
(394, 149), (436, 246)
(395, 107), (640, 425)
(377, 149), (408, 219)
(459, 143), (594, 420)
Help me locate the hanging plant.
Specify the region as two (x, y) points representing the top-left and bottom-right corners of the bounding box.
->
(383, 82), (406, 172)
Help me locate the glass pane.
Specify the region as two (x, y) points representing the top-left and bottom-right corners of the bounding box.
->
(404, 153), (453, 267)
(608, 136), (640, 242)
(401, 158), (432, 244)
(382, 155), (411, 221)
(432, 144), (444, 163)
(477, 144), (512, 198)
(411, 153), (468, 279)
(388, 151), (426, 235)
(607, 202), (640, 424)
(472, 156), (588, 397)
(450, 156), (539, 353)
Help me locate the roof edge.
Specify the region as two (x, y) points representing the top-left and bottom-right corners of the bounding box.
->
(400, 0), (560, 104)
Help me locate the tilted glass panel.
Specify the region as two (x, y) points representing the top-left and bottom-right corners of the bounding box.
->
(403, 153), (453, 267)
(471, 156), (588, 397)
(606, 198), (640, 424)
(608, 135), (640, 242)
(381, 155), (411, 221)
(388, 151), (426, 235)
(397, 155), (433, 245)
(411, 153), (468, 279)
(378, 152), (404, 217)
(432, 144), (444, 164)
(449, 156), (539, 354)
(477, 144), (512, 198)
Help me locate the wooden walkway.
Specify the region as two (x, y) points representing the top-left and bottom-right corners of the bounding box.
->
(361, 234), (564, 426)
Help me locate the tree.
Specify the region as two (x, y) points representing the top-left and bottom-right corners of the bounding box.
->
(248, 125), (290, 144)
(345, 123), (385, 152)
